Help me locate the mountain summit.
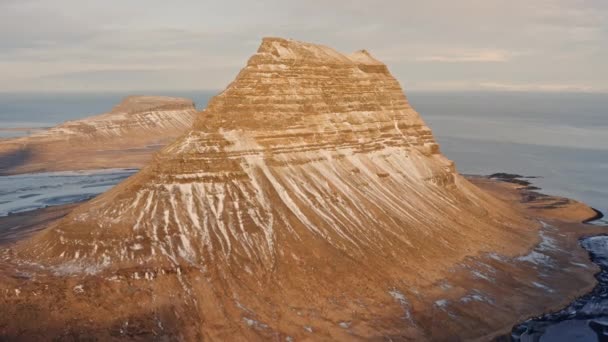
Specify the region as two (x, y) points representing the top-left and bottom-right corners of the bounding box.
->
(13, 38), (534, 340)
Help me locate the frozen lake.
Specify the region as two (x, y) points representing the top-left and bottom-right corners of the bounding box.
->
(0, 168), (137, 216)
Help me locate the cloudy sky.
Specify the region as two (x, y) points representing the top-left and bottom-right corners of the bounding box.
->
(1, 0), (606, 93)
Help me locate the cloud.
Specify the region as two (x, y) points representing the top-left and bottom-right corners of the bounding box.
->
(0, 0), (606, 92)
(417, 50), (513, 63)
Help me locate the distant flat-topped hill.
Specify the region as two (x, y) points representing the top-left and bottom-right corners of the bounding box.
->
(0, 95), (198, 175)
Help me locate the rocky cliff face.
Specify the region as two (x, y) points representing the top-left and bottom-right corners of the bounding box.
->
(8, 38), (538, 340)
(0, 96), (198, 174)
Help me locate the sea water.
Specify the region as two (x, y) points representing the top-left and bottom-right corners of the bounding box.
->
(0, 168), (138, 216)
(409, 91), (608, 220)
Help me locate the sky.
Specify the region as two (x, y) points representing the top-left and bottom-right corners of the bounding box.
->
(1, 0), (606, 93)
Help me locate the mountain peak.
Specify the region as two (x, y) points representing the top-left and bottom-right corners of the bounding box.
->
(253, 37), (356, 64)
(196, 38), (398, 132)
(255, 38), (385, 69)
(349, 49), (383, 64)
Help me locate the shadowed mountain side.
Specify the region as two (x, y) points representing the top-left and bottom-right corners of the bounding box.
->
(0, 148), (32, 175)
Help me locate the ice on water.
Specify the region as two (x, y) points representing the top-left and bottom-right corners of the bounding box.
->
(0, 168), (137, 216)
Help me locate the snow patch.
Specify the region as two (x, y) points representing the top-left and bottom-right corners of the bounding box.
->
(338, 321), (351, 329)
(434, 299), (448, 308)
(243, 317), (268, 330)
(532, 281), (554, 293)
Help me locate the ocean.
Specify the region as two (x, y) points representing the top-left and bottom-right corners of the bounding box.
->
(409, 91), (608, 220)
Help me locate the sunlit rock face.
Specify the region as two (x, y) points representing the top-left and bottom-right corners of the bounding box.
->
(16, 38), (534, 340)
(0, 96), (198, 174)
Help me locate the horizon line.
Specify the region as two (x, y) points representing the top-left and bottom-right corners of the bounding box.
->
(1, 89), (606, 95)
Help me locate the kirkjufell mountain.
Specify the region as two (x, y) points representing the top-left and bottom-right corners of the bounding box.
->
(0, 96), (197, 174)
(20, 38), (530, 275)
(4, 38), (591, 341)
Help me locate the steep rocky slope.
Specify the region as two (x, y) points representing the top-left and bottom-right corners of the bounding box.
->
(3, 38), (548, 340)
(0, 96), (198, 174)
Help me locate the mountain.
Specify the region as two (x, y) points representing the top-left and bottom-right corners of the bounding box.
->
(7, 38), (541, 340)
(0, 96), (198, 174)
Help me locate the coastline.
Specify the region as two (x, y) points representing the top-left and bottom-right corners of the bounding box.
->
(506, 232), (608, 341)
(0, 174), (605, 340)
(402, 175), (607, 340)
(583, 207), (605, 224)
(487, 175), (607, 341)
(470, 176), (607, 341)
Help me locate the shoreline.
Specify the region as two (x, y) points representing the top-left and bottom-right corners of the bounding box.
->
(506, 232), (608, 341)
(491, 228), (607, 341)
(473, 175), (607, 341)
(490, 176), (607, 341)
(0, 168), (136, 217)
(583, 207), (605, 223)
(419, 175), (607, 340)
